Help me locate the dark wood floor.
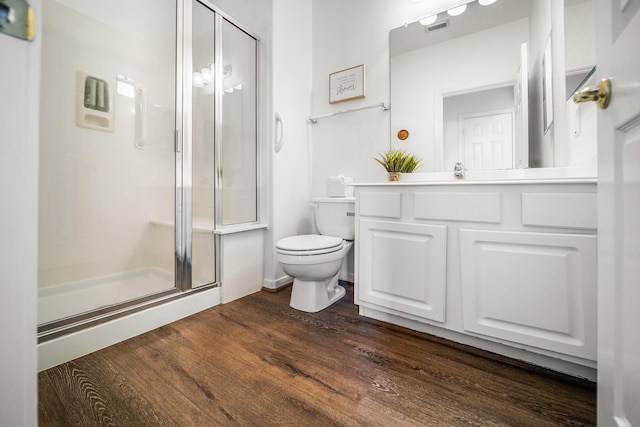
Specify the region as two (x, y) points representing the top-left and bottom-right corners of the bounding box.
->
(39, 284), (596, 426)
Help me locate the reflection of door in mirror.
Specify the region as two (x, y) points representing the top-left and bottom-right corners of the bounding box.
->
(460, 112), (513, 171)
(443, 87), (514, 171)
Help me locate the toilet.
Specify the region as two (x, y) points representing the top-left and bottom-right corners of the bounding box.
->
(275, 197), (355, 313)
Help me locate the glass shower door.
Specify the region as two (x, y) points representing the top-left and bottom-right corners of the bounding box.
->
(37, 0), (179, 325)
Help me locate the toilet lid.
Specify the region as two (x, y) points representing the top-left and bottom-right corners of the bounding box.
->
(276, 234), (343, 256)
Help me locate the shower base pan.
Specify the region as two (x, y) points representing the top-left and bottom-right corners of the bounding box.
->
(38, 267), (175, 325)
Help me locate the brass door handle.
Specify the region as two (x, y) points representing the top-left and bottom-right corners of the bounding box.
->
(573, 78), (611, 109)
(0, 0), (34, 41)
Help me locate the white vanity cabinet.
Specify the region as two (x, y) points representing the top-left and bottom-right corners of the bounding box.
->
(353, 180), (597, 375)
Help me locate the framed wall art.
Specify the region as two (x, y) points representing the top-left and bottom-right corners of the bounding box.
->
(329, 64), (365, 104)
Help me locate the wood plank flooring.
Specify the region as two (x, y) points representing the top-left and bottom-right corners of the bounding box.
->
(39, 284), (596, 426)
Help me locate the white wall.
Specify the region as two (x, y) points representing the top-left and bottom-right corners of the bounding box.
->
(263, 0), (313, 289)
(310, 0), (394, 191)
(0, 0), (41, 424)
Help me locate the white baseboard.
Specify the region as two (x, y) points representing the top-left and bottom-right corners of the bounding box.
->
(263, 273), (353, 290)
(262, 275), (292, 290)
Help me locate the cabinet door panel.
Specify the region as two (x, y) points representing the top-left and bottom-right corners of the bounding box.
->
(359, 219), (447, 322)
(460, 229), (596, 360)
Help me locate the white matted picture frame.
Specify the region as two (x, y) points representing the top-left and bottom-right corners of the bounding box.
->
(329, 64), (365, 104)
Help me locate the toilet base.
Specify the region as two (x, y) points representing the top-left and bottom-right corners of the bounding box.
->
(289, 271), (345, 313)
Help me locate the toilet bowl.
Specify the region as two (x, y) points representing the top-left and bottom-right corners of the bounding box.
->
(275, 197), (355, 313)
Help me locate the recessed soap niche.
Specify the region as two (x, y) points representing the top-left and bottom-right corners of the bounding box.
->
(76, 71), (114, 132)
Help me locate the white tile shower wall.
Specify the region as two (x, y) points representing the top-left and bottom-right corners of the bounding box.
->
(38, 1), (177, 287)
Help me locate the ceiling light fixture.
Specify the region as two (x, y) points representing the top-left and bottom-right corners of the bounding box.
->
(447, 4), (467, 16)
(419, 14), (438, 26)
(479, 0), (497, 5)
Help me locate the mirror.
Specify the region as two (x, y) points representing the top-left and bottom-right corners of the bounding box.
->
(389, 0), (596, 172)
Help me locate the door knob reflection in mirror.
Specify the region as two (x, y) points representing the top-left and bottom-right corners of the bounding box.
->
(573, 78), (612, 109)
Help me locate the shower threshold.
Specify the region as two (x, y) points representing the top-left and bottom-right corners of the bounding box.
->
(38, 267), (176, 325)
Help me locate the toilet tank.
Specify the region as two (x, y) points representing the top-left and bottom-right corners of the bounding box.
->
(312, 197), (355, 240)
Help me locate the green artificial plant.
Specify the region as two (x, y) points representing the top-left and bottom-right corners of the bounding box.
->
(374, 149), (421, 178)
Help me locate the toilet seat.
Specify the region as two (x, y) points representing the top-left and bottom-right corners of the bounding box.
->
(276, 234), (343, 256)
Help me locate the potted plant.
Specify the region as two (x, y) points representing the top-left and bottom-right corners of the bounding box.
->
(374, 149), (421, 181)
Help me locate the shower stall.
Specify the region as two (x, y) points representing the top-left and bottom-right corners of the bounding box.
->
(37, 0), (260, 340)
